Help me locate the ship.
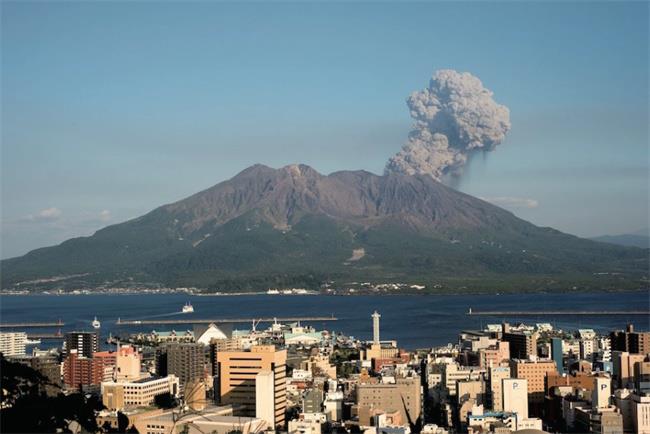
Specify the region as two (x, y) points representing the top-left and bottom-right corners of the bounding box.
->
(182, 302), (194, 313)
(92, 316), (101, 329)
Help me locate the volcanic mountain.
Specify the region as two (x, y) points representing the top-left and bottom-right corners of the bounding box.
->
(2, 164), (647, 292)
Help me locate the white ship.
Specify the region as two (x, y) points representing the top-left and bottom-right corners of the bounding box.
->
(182, 302), (194, 313)
(92, 316), (101, 329)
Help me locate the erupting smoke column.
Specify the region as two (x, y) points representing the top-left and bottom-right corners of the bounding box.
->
(385, 69), (511, 181)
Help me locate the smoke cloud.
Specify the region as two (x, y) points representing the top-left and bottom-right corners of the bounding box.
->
(385, 69), (511, 181)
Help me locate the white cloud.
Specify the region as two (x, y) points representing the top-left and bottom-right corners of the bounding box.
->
(481, 196), (539, 209)
(25, 207), (63, 222)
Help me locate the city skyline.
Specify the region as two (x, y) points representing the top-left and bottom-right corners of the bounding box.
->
(2, 1), (649, 258)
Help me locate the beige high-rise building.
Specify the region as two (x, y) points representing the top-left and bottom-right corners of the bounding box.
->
(0, 332), (26, 356)
(356, 378), (422, 427)
(115, 345), (141, 381)
(216, 345), (287, 428)
(489, 366), (510, 411)
(509, 359), (556, 404)
(502, 378), (528, 420)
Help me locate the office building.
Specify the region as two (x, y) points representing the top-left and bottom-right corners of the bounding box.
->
(612, 351), (646, 389)
(502, 378), (528, 420)
(509, 359), (556, 404)
(64, 331), (99, 358)
(501, 324), (537, 360)
(216, 345), (287, 428)
(160, 342), (204, 388)
(101, 375), (179, 411)
(610, 324), (650, 355)
(0, 332), (26, 356)
(488, 366), (510, 411)
(551, 338), (563, 373)
(63, 349), (105, 389)
(356, 378), (422, 426)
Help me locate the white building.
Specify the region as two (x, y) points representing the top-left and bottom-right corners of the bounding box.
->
(502, 378), (528, 420)
(255, 370), (276, 428)
(0, 332), (26, 356)
(592, 377), (611, 409)
(598, 337), (612, 362)
(101, 375), (179, 410)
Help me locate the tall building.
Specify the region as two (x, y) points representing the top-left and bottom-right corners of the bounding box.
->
(115, 345), (141, 381)
(502, 378), (528, 419)
(610, 324), (650, 354)
(551, 337), (563, 373)
(63, 349), (105, 389)
(509, 359), (556, 405)
(501, 324), (537, 360)
(216, 345), (287, 428)
(612, 351), (646, 389)
(161, 342), (204, 388)
(488, 366), (510, 411)
(64, 331), (99, 358)
(256, 371), (276, 427)
(592, 377), (611, 409)
(0, 332), (26, 356)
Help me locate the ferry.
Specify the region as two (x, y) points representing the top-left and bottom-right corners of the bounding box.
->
(182, 302), (194, 313)
(92, 316), (101, 329)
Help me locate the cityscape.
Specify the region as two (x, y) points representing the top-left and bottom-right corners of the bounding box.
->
(2, 312), (650, 434)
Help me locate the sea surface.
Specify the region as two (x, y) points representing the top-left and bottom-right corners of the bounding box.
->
(1, 290), (648, 351)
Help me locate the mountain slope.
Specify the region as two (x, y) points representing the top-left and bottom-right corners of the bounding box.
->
(2, 164), (648, 292)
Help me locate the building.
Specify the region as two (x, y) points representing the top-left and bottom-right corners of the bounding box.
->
(0, 332), (27, 357)
(63, 349), (105, 389)
(131, 405), (268, 434)
(12, 354), (62, 396)
(303, 388), (324, 413)
(255, 371), (276, 427)
(356, 377), (422, 427)
(610, 324), (650, 355)
(592, 377), (611, 409)
(160, 342), (204, 388)
(479, 341), (510, 369)
(551, 338), (563, 373)
(509, 359), (556, 405)
(101, 375), (179, 410)
(64, 331), (99, 358)
(502, 378), (528, 420)
(612, 351), (646, 389)
(501, 324), (537, 360)
(216, 345), (287, 428)
(442, 363), (486, 397)
(488, 366), (510, 411)
(115, 345), (141, 381)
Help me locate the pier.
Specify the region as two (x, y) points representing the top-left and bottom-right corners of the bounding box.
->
(467, 309), (650, 316)
(0, 320), (65, 328)
(116, 316), (337, 326)
(27, 332), (64, 339)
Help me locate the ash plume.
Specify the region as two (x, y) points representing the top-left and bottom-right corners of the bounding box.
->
(386, 69), (511, 181)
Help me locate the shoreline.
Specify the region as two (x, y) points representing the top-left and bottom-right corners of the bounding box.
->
(1, 287), (647, 297)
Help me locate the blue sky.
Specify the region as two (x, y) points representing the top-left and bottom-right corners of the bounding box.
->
(1, 1), (648, 259)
